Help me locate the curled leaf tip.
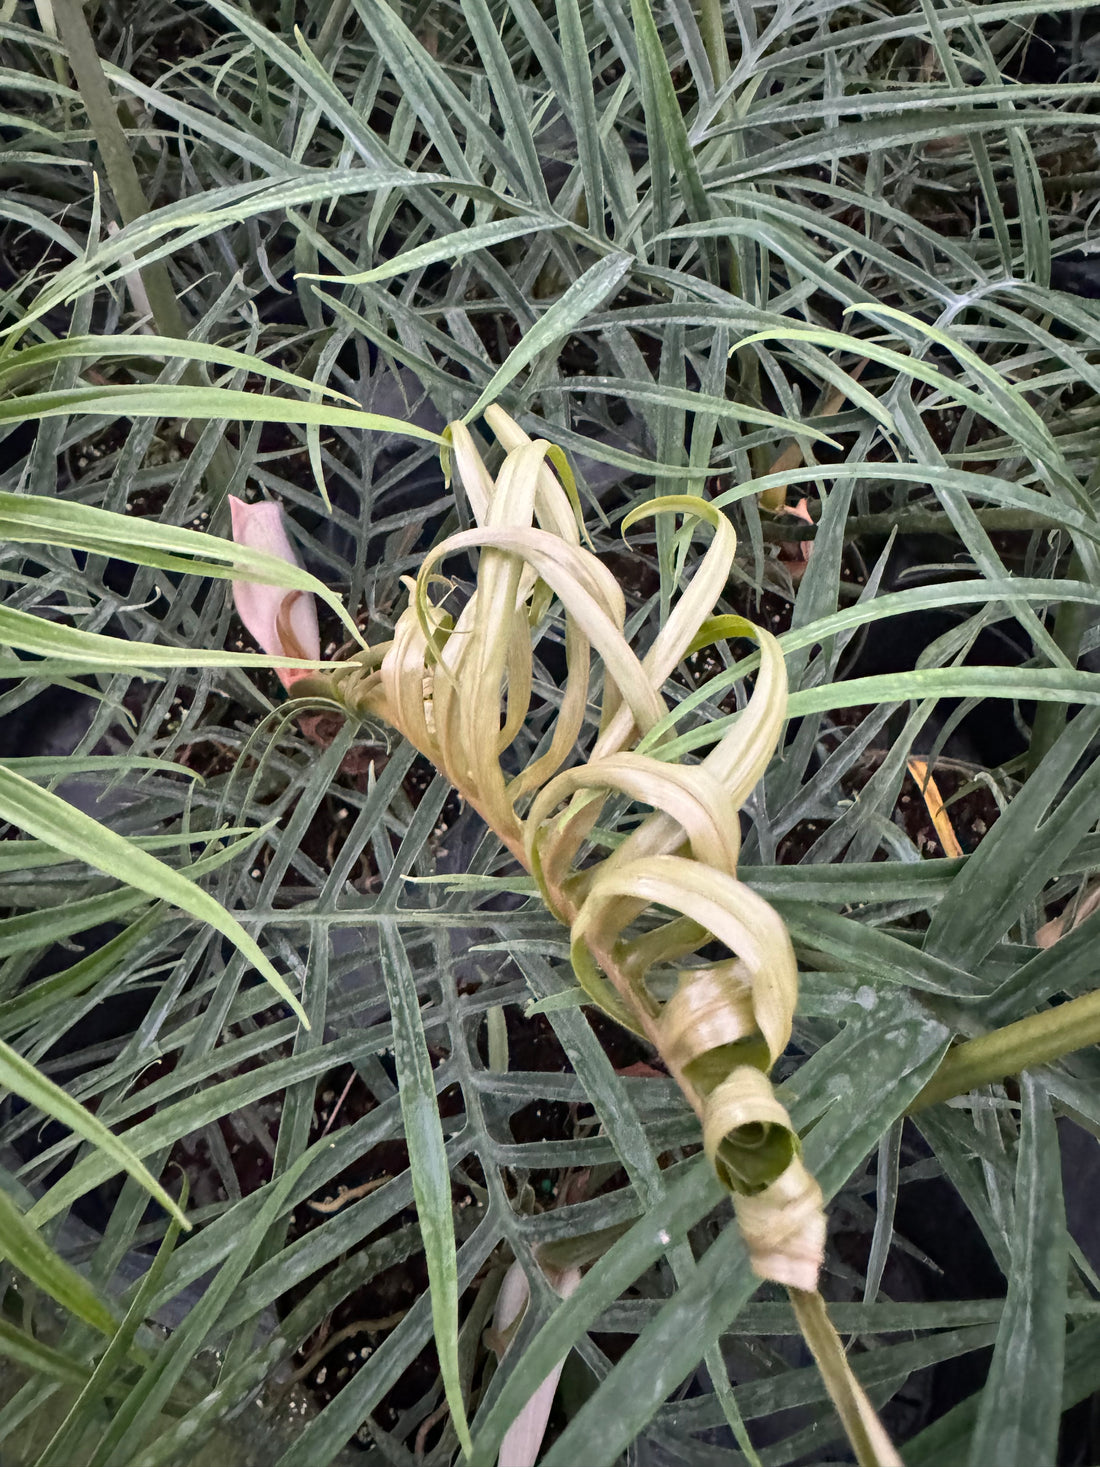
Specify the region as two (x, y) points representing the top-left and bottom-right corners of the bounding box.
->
(735, 1157), (826, 1291)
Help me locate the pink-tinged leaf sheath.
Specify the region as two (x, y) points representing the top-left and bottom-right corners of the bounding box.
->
(492, 1259), (583, 1467)
(228, 496), (320, 687)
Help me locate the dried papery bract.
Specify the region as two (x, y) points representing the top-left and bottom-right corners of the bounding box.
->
(319, 408), (897, 1465)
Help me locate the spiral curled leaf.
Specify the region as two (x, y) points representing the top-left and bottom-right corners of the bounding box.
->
(561, 850), (821, 1286)
(735, 1158), (827, 1292)
(702, 1065), (797, 1193)
(263, 405), (903, 1459)
(659, 962), (768, 1086)
(335, 409), (825, 1291)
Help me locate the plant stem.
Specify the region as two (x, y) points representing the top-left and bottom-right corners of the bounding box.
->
(695, 0), (743, 303)
(762, 507), (1069, 541)
(909, 985), (1100, 1111)
(52, 0), (187, 341)
(52, 0), (236, 492)
(1026, 548), (1088, 776)
(315, 0), (355, 57)
(698, 0), (730, 95)
(788, 1290), (902, 1466)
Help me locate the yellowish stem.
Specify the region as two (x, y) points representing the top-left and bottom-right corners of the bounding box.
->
(909, 984), (1100, 1112)
(788, 1290), (903, 1467)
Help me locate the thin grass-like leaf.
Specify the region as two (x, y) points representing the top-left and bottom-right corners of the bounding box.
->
(379, 920), (471, 1456)
(0, 1034), (187, 1226)
(0, 1184), (118, 1336)
(968, 1076), (1067, 1466)
(35, 1182), (189, 1467)
(464, 253), (632, 421)
(0, 765), (308, 1028)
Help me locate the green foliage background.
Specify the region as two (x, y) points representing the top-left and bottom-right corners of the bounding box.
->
(1, 0), (1100, 1461)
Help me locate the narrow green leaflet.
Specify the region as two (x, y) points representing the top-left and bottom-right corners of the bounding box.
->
(0, 832), (265, 961)
(0, 1036), (187, 1227)
(0, 333), (358, 401)
(0, 382), (444, 443)
(460, 0), (554, 204)
(378, 920), (472, 1456)
(663, 666), (1100, 763)
(0, 828), (256, 876)
(853, 302), (1063, 471)
(298, 215), (559, 285)
(778, 903), (990, 998)
(628, 0), (710, 228)
(637, 575), (1100, 756)
(34, 1186), (188, 1467)
(0, 604), (331, 675)
(968, 1076), (1067, 1467)
(555, 0), (607, 239)
(0, 1184), (117, 1335)
(0, 1317), (91, 1388)
(0, 492), (356, 630)
(0, 755), (199, 781)
(549, 376), (839, 442)
(0, 913), (157, 1037)
(464, 253), (632, 421)
(0, 888), (154, 959)
(0, 481), (364, 653)
(102, 63), (296, 172)
(0, 765), (308, 1028)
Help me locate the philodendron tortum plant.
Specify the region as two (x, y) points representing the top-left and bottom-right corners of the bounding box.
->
(229, 405), (901, 1466)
